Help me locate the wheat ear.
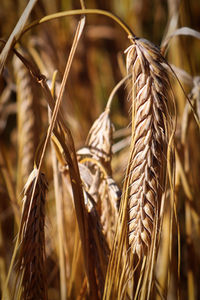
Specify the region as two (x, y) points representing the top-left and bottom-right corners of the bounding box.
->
(125, 37), (171, 258)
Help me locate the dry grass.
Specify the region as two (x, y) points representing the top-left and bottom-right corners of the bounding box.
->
(0, 1), (200, 300)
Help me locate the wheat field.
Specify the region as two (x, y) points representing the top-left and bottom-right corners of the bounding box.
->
(0, 0), (200, 299)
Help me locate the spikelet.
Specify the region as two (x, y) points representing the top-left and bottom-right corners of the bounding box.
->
(125, 37), (170, 259)
(99, 177), (120, 248)
(78, 109), (113, 171)
(16, 168), (48, 300)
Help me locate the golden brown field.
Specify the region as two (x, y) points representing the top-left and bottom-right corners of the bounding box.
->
(0, 0), (200, 299)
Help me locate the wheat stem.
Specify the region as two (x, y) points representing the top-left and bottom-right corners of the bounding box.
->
(24, 14), (85, 243)
(21, 9), (135, 41)
(106, 73), (131, 110)
(0, 0), (38, 74)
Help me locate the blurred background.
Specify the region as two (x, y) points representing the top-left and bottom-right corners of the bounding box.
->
(0, 0), (200, 299)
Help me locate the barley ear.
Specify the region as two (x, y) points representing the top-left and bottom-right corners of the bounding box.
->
(104, 37), (173, 300)
(15, 168), (48, 300)
(78, 109), (120, 248)
(125, 38), (170, 260)
(13, 52), (41, 196)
